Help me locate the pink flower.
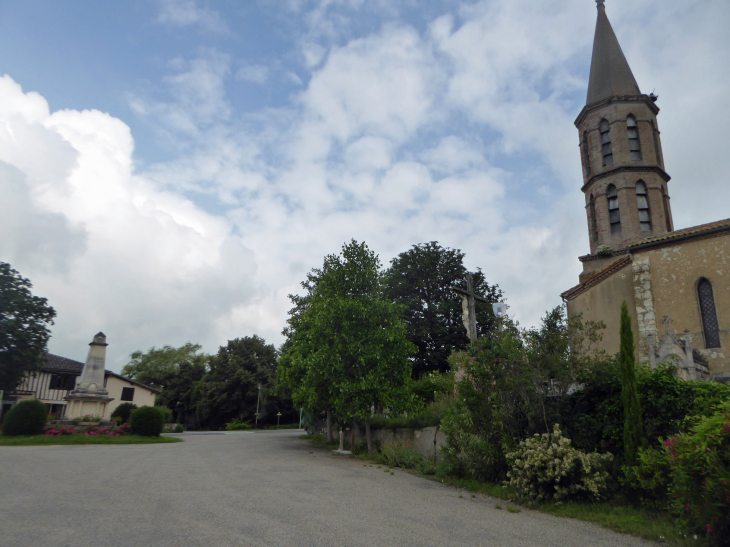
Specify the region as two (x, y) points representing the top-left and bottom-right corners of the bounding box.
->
(707, 525), (712, 532)
(685, 503), (690, 512)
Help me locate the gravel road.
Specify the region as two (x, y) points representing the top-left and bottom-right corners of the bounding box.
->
(0, 430), (656, 546)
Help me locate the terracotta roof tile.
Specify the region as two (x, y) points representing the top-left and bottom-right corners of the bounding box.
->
(561, 255), (632, 301)
(628, 218), (730, 250)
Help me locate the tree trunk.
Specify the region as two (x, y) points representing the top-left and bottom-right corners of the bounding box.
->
(326, 410), (333, 443)
(365, 419), (373, 454)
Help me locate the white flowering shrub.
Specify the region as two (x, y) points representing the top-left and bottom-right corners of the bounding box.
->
(505, 424), (613, 505)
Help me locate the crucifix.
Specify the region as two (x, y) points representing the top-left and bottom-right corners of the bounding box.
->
(451, 274), (490, 342)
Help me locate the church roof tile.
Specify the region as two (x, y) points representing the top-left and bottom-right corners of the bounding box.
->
(561, 255), (632, 301)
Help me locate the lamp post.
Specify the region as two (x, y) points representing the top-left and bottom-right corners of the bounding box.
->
(255, 384), (261, 426)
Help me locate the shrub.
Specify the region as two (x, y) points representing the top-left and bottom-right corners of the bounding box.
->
(2, 400), (48, 436)
(130, 406), (165, 437)
(505, 424), (613, 505)
(174, 423), (184, 433)
(225, 417), (251, 431)
(159, 406), (174, 424)
(622, 445), (672, 506)
(111, 403), (137, 423)
(72, 414), (102, 424)
(596, 245), (612, 257)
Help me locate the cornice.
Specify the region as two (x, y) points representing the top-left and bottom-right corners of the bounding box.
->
(581, 165), (670, 193)
(574, 94), (660, 127)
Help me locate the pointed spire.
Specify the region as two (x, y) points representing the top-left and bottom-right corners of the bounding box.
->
(586, 0), (641, 105)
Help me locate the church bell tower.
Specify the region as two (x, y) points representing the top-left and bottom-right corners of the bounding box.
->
(576, 0), (674, 255)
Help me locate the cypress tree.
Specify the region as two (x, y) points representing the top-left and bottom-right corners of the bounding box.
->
(619, 301), (643, 463)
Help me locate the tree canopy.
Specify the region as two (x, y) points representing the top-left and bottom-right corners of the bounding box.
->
(383, 242), (502, 377)
(121, 343), (208, 391)
(0, 262), (56, 392)
(279, 240), (416, 429)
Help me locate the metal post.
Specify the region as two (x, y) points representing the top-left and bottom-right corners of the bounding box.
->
(299, 407), (303, 429)
(255, 384), (261, 426)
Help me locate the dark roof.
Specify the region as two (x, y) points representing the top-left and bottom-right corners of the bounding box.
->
(43, 354), (84, 373)
(561, 255), (632, 301)
(42, 354), (159, 394)
(586, 2), (641, 105)
(628, 218), (730, 251)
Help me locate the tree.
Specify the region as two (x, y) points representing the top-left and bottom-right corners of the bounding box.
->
(195, 336), (278, 430)
(279, 240), (416, 453)
(383, 242), (502, 378)
(619, 301), (644, 463)
(121, 343), (208, 391)
(0, 262), (56, 393)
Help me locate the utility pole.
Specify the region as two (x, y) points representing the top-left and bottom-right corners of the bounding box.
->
(255, 384), (261, 426)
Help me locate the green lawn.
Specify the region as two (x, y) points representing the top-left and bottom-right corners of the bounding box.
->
(0, 434), (183, 446)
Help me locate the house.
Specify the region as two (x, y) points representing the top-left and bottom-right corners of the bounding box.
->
(2, 353), (158, 420)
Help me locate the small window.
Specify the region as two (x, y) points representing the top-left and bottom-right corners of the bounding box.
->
(636, 181), (651, 231)
(582, 131), (591, 176)
(698, 278), (721, 348)
(121, 387), (135, 402)
(627, 115), (642, 161)
(49, 374), (76, 390)
(607, 184), (621, 234)
(600, 119), (613, 166)
(589, 194), (598, 242)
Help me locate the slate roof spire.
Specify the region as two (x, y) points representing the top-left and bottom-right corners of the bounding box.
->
(586, 0), (641, 105)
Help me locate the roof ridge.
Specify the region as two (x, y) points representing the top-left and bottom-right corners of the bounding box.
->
(561, 255), (632, 301)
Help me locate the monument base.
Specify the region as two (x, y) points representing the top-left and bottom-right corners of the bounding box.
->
(64, 392), (113, 420)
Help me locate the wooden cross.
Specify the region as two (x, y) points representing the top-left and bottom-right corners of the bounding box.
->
(451, 273), (490, 342)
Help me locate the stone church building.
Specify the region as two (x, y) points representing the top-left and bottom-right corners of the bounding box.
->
(561, 1), (728, 381)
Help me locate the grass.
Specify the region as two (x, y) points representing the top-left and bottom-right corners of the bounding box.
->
(0, 434), (183, 446)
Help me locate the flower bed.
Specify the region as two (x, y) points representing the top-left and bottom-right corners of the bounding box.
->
(44, 422), (132, 437)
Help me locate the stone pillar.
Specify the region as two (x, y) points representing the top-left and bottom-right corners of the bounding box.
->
(632, 258), (657, 362)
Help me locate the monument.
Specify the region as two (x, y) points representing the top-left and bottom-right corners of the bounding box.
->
(64, 332), (113, 419)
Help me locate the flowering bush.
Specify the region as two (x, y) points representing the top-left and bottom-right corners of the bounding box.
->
(45, 425), (77, 436)
(505, 424), (613, 505)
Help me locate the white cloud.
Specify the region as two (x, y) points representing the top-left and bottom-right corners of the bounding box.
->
(157, 0), (229, 34)
(236, 65), (269, 85)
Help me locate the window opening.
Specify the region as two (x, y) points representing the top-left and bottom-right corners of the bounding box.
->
(589, 195), (598, 242)
(698, 278), (721, 348)
(121, 387), (135, 402)
(607, 184), (621, 233)
(50, 374), (76, 390)
(600, 119), (613, 166)
(627, 115), (642, 160)
(583, 131), (591, 176)
(636, 181), (652, 231)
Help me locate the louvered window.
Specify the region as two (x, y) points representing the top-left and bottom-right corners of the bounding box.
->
(698, 278), (721, 348)
(583, 131), (591, 176)
(627, 115), (642, 161)
(589, 195), (598, 242)
(600, 119), (613, 166)
(635, 181), (651, 231)
(607, 185), (621, 234)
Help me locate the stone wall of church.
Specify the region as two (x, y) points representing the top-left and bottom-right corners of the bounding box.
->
(565, 260), (638, 357)
(635, 232), (729, 375)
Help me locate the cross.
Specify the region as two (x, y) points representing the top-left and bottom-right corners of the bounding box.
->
(451, 273), (490, 342)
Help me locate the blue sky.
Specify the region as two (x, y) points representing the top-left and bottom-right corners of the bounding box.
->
(1, 0), (728, 370)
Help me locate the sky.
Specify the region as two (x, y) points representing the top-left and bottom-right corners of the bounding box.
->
(1, 0), (728, 371)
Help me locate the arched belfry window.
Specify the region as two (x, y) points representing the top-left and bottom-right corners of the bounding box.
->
(627, 115), (642, 161)
(589, 194), (598, 242)
(600, 119), (613, 166)
(698, 278), (721, 348)
(583, 131), (591, 176)
(661, 186), (672, 232)
(607, 184), (621, 233)
(636, 181), (651, 231)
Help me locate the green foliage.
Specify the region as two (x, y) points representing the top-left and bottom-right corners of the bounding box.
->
(369, 393), (454, 430)
(380, 440), (435, 475)
(0, 262), (56, 392)
(1, 399), (48, 436)
(409, 372), (454, 404)
(441, 309), (608, 482)
(225, 416), (252, 430)
(622, 445), (672, 506)
(596, 245), (613, 257)
(195, 336), (280, 429)
(111, 402), (137, 423)
(382, 242), (502, 378)
(619, 302), (643, 463)
(121, 343), (208, 391)
(174, 423), (185, 433)
(130, 406), (165, 437)
(279, 240), (415, 430)
(505, 425), (613, 505)
(159, 406), (174, 423)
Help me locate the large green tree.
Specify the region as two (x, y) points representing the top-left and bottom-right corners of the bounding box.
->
(195, 336), (279, 430)
(0, 262), (56, 392)
(121, 343), (208, 391)
(280, 240), (416, 452)
(383, 242), (502, 378)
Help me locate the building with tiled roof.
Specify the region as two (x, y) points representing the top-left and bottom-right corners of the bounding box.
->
(561, 2), (728, 381)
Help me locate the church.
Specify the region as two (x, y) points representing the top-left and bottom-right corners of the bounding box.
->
(561, 1), (729, 382)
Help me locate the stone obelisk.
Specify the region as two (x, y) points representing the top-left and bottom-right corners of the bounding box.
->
(64, 332), (113, 419)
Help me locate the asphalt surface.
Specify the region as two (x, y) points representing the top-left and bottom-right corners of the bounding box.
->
(1, 430), (656, 547)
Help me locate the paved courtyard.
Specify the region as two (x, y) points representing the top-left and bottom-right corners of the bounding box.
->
(1, 430), (655, 546)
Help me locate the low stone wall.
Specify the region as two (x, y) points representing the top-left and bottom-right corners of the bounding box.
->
(345, 425), (447, 462)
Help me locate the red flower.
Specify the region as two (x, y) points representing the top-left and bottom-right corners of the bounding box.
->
(685, 503), (690, 512)
(706, 525), (712, 532)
